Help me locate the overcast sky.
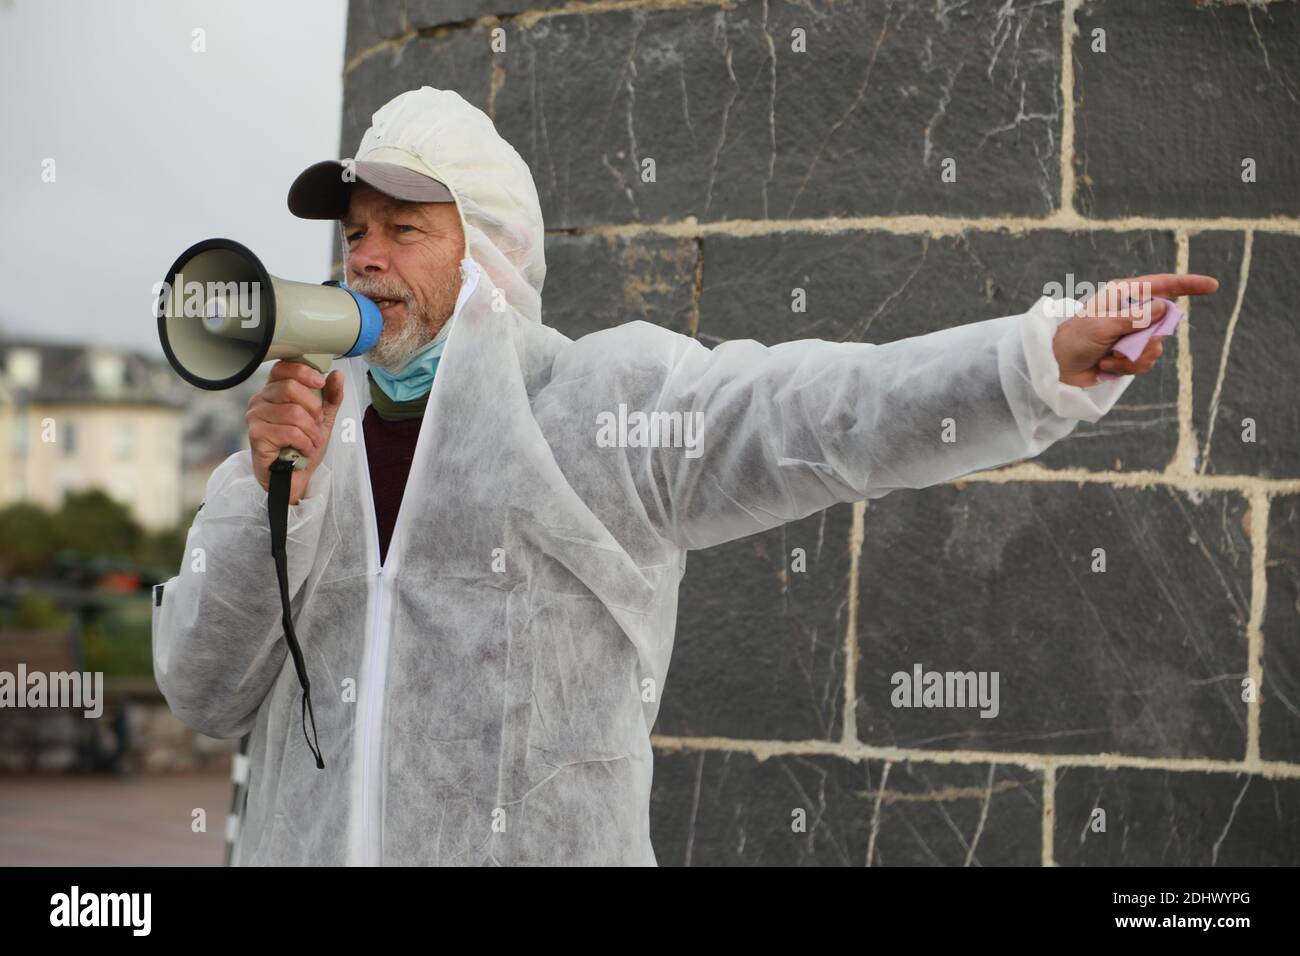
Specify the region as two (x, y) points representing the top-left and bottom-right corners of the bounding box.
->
(0, 0), (348, 355)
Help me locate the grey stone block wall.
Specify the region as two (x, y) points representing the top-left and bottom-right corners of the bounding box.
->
(340, 0), (1300, 865)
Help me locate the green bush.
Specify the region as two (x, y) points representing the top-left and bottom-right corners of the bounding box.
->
(5, 591), (73, 630)
(81, 601), (154, 678)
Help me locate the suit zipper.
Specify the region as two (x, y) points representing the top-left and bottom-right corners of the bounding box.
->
(358, 415), (390, 866)
(353, 257), (481, 867)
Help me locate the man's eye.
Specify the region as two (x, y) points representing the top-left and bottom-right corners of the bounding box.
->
(346, 231), (363, 242)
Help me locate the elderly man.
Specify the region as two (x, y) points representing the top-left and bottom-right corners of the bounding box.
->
(151, 86), (1218, 866)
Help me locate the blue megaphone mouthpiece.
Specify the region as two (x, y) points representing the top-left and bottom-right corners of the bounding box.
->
(339, 278), (383, 357)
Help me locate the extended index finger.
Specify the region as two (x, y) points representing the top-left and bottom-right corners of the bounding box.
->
(1109, 273), (1220, 301)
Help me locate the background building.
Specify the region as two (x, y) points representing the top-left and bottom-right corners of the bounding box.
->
(0, 336), (258, 530)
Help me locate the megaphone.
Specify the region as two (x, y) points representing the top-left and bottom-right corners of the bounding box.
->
(157, 237), (382, 469)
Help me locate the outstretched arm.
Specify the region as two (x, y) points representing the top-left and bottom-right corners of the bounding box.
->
(626, 274), (1216, 551)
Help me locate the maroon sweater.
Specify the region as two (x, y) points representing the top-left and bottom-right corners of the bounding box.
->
(361, 403), (422, 566)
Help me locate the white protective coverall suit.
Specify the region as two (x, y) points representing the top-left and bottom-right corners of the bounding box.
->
(152, 86), (1134, 866)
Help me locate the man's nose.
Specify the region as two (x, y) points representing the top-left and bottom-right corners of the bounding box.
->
(347, 230), (391, 276)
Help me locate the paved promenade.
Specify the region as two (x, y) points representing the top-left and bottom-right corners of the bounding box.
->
(0, 770), (232, 866)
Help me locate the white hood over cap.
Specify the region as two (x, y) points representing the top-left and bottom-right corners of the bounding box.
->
(153, 86), (1135, 865)
(352, 86), (547, 324)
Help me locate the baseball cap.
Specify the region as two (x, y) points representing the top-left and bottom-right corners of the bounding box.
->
(287, 149), (455, 219)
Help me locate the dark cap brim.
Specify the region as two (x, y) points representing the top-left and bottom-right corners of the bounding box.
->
(287, 160), (455, 219)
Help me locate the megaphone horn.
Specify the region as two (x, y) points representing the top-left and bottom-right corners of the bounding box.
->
(157, 237), (382, 469)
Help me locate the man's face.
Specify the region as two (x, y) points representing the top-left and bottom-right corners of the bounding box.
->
(342, 182), (467, 372)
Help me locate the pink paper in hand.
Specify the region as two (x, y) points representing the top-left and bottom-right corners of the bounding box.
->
(1095, 297), (1183, 382)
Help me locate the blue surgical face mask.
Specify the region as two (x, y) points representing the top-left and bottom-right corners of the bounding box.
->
(358, 259), (480, 401)
(366, 321), (452, 402)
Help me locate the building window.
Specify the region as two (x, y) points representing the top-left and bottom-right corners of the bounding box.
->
(115, 421), (134, 459)
(10, 416), (26, 459)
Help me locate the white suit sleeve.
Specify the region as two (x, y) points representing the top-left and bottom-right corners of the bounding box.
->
(634, 294), (1133, 551)
(151, 450), (332, 738)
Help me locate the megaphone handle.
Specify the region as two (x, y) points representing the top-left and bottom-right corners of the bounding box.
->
(276, 352), (334, 471)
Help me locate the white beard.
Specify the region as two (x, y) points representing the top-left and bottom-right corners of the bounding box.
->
(350, 271), (461, 373)
(366, 301), (435, 373)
